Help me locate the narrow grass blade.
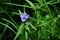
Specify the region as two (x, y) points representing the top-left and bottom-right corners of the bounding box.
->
(36, 19), (53, 27)
(0, 7), (18, 26)
(2, 3), (31, 8)
(29, 23), (37, 30)
(11, 10), (21, 16)
(26, 0), (34, 6)
(14, 23), (24, 40)
(43, 0), (52, 16)
(18, 10), (21, 14)
(57, 0), (59, 2)
(38, 30), (41, 40)
(25, 24), (30, 32)
(0, 22), (16, 33)
(11, 12), (20, 16)
(38, 1), (59, 9)
(26, 0), (36, 10)
(37, 0), (43, 4)
(25, 25), (30, 32)
(1, 18), (18, 30)
(25, 31), (28, 40)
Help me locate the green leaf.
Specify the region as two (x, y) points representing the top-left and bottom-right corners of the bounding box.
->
(38, 30), (41, 40)
(14, 23), (24, 40)
(37, 0), (43, 4)
(29, 23), (37, 30)
(0, 7), (18, 26)
(18, 10), (21, 14)
(25, 24), (30, 32)
(1, 18), (18, 30)
(25, 31), (28, 40)
(43, 0), (52, 16)
(11, 12), (20, 16)
(2, 3), (31, 8)
(26, 0), (36, 10)
(0, 22), (16, 33)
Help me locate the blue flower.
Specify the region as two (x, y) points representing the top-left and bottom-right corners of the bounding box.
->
(20, 13), (29, 22)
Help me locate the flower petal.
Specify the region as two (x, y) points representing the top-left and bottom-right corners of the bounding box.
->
(20, 13), (29, 22)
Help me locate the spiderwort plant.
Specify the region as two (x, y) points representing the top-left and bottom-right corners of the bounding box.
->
(20, 13), (29, 22)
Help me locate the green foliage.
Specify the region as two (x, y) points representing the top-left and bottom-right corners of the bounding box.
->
(14, 23), (24, 40)
(0, 22), (16, 33)
(0, 0), (60, 40)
